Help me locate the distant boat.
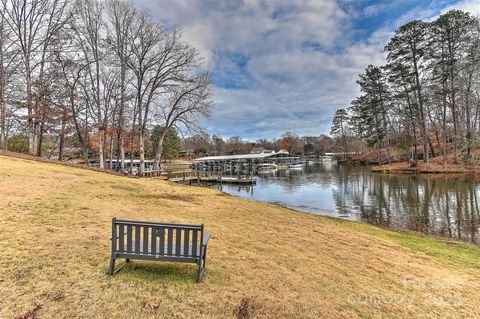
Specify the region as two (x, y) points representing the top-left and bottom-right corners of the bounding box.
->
(289, 160), (305, 168)
(256, 163), (278, 170)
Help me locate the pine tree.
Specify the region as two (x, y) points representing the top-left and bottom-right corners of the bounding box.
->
(352, 65), (391, 164)
(151, 126), (180, 163)
(385, 20), (430, 162)
(430, 10), (477, 163)
(330, 108), (349, 159)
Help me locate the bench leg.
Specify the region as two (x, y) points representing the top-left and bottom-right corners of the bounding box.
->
(109, 258), (129, 275)
(196, 260), (202, 282)
(196, 246), (208, 282)
(203, 246), (208, 270)
(108, 255), (116, 275)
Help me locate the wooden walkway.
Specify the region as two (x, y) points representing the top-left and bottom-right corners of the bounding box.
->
(168, 172), (256, 185)
(199, 176), (256, 184)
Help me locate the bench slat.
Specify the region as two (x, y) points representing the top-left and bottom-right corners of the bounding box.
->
(143, 226), (149, 255)
(119, 224), (125, 252)
(192, 230), (198, 258)
(175, 228), (181, 256)
(151, 226), (157, 256)
(184, 229), (190, 257)
(135, 225), (140, 253)
(159, 228), (165, 256)
(167, 228), (173, 255)
(127, 225), (132, 253)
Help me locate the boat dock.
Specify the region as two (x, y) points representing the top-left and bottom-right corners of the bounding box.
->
(191, 150), (298, 171)
(199, 176), (256, 184)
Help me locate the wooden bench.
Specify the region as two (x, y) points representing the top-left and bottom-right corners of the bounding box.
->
(109, 217), (211, 282)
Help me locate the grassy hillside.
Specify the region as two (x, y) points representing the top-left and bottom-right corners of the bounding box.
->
(1, 155), (480, 318)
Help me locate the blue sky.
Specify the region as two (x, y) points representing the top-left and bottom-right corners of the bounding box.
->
(135, 0), (480, 140)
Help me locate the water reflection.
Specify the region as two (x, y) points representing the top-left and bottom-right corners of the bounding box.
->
(212, 163), (480, 244)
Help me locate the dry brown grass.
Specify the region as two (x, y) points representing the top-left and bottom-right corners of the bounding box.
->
(1, 155), (480, 318)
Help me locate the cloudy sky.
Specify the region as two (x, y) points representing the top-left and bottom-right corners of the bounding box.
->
(135, 0), (480, 140)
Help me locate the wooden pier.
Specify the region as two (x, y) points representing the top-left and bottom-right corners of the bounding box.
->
(165, 170), (256, 185)
(199, 176), (256, 185)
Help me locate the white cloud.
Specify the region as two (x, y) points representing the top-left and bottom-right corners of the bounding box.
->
(134, 0), (478, 139)
(444, 0), (480, 15)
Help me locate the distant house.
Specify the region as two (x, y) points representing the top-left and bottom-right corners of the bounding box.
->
(179, 149), (195, 157)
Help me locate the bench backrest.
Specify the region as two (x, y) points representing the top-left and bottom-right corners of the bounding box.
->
(112, 218), (204, 258)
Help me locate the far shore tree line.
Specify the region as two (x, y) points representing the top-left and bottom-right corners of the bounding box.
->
(4, 129), (350, 161)
(0, 0), (213, 174)
(180, 132), (363, 157)
(331, 10), (480, 166)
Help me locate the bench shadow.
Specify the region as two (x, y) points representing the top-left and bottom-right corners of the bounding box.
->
(117, 260), (198, 284)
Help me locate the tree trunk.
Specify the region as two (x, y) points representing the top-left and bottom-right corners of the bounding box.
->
(154, 129), (168, 170)
(0, 21), (4, 151)
(98, 129), (105, 169)
(0, 97), (4, 150)
(138, 101), (145, 175)
(442, 76), (448, 165)
(465, 72), (473, 157)
(379, 94), (391, 164)
(109, 133), (114, 170)
(119, 62), (126, 171)
(139, 130), (145, 176)
(26, 70), (35, 155)
(412, 45), (428, 163)
(448, 39), (458, 164)
(58, 107), (67, 161)
(36, 110), (46, 157)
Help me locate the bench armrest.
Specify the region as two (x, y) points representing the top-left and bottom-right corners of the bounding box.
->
(202, 232), (211, 246)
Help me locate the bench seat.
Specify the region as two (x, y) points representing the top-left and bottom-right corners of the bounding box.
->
(117, 240), (202, 257)
(109, 218), (211, 282)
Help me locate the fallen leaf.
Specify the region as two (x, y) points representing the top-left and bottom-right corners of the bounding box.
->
(143, 300), (160, 309)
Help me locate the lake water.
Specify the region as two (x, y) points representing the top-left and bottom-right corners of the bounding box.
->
(210, 162), (480, 245)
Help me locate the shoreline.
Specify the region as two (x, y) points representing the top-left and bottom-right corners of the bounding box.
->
(370, 161), (476, 175)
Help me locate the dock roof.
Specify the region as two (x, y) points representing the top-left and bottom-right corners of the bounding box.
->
(193, 150), (290, 162)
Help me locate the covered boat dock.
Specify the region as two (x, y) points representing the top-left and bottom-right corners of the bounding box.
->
(191, 150), (299, 170)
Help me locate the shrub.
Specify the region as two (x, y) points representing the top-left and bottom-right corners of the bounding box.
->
(7, 135), (29, 153)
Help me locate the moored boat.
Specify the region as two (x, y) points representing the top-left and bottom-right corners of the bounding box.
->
(256, 163), (279, 170)
(289, 160), (305, 168)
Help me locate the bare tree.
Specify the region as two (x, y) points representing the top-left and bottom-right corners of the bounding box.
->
(2, 0), (69, 155)
(123, 12), (197, 175)
(72, 0), (112, 168)
(153, 72), (212, 169)
(0, 6), (12, 150)
(105, 0), (135, 171)
(0, 0), (213, 172)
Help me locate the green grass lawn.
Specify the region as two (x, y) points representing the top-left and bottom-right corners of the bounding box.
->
(1, 155), (480, 318)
